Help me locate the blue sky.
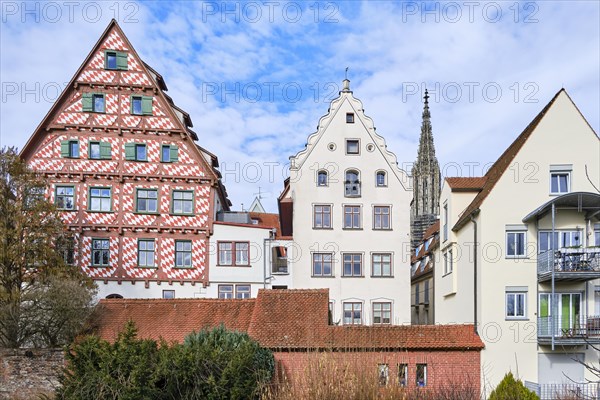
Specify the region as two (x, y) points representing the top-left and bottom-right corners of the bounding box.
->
(1, 1), (599, 212)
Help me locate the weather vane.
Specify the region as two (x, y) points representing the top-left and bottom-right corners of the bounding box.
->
(345, 67), (349, 80)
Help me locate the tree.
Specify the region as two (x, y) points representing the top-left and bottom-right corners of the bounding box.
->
(0, 147), (96, 348)
(489, 372), (539, 400)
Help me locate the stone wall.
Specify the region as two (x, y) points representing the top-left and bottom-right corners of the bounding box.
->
(0, 348), (64, 400)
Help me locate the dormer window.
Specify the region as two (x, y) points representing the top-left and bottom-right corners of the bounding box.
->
(317, 170), (328, 186)
(346, 113), (355, 123)
(345, 170), (360, 197)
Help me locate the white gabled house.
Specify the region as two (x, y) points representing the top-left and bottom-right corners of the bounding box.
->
(435, 89), (600, 398)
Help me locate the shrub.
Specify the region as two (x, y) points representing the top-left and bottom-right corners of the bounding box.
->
(489, 372), (539, 400)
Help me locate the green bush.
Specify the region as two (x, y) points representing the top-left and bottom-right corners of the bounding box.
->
(489, 372), (539, 400)
(55, 322), (274, 400)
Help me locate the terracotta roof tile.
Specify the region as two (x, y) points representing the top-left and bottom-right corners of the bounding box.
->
(453, 89), (565, 231)
(445, 177), (487, 191)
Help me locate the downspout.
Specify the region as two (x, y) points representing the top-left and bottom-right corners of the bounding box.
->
(470, 213), (478, 335)
(551, 202), (556, 351)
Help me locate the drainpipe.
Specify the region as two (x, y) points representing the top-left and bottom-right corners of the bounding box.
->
(470, 213), (478, 335)
(551, 202), (556, 351)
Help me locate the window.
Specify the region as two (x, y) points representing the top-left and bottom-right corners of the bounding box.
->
(124, 143), (147, 161)
(416, 364), (427, 387)
(55, 186), (75, 210)
(372, 253), (392, 277)
(317, 170), (328, 186)
(312, 253), (333, 276)
(344, 205), (361, 229)
(346, 139), (359, 154)
(218, 285), (233, 299)
(415, 283), (420, 305)
(313, 205), (331, 229)
(506, 231), (526, 257)
(58, 236), (75, 265)
(91, 239), (110, 267)
(131, 95), (153, 116)
(104, 50), (127, 70)
(60, 140), (80, 158)
(136, 189), (158, 213)
(538, 230), (583, 253)
(172, 190), (194, 215)
(424, 280), (430, 304)
(89, 188), (111, 212)
(343, 302), (362, 325)
(443, 203), (448, 241)
(373, 206), (390, 230)
(595, 227), (600, 246)
(137, 239), (155, 267)
(443, 249), (453, 274)
(346, 113), (355, 123)
(343, 253), (362, 277)
(550, 172), (570, 194)
(344, 170), (360, 197)
(373, 302), (391, 324)
(506, 291), (526, 319)
(378, 364), (389, 386)
(175, 240), (192, 268)
(398, 364), (408, 387)
(236, 285), (251, 299)
(161, 145), (178, 163)
(376, 171), (386, 187)
(82, 93), (105, 113)
(88, 141), (111, 160)
(162, 290), (175, 299)
(218, 242), (249, 266)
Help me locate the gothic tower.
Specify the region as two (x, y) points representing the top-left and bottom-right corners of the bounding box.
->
(410, 90), (441, 251)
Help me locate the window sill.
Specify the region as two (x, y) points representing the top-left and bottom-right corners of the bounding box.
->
(371, 275), (394, 278)
(272, 271), (289, 275)
(134, 212), (160, 215)
(170, 213), (195, 217)
(313, 227), (333, 230)
(311, 275), (335, 278)
(442, 271), (453, 277)
(173, 266), (194, 269)
(58, 209), (77, 212)
(505, 317), (529, 321)
(341, 275), (365, 278)
(373, 228), (392, 231)
(90, 265), (110, 268)
(137, 266), (158, 269)
(505, 256), (528, 260)
(217, 264), (251, 268)
(87, 210), (114, 213)
(342, 228), (363, 231)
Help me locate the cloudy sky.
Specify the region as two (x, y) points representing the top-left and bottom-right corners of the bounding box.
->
(1, 1), (599, 212)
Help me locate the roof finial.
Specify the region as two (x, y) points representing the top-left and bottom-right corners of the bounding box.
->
(424, 89), (429, 105)
(345, 67), (349, 80)
(342, 68), (350, 92)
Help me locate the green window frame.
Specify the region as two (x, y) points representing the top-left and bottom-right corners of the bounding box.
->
(175, 240), (192, 268)
(172, 190), (194, 215)
(135, 188), (158, 214)
(124, 143), (147, 161)
(60, 140), (80, 158)
(104, 50), (128, 70)
(88, 141), (112, 160)
(88, 187), (112, 212)
(91, 238), (110, 267)
(130, 95), (153, 116)
(160, 144), (179, 163)
(55, 185), (75, 210)
(82, 93), (105, 113)
(137, 239), (155, 267)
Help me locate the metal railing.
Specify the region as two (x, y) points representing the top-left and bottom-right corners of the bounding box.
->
(538, 248), (600, 275)
(539, 383), (600, 399)
(538, 315), (600, 338)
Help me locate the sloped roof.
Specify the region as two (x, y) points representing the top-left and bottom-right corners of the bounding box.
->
(453, 89), (565, 231)
(445, 177), (487, 192)
(94, 289), (484, 351)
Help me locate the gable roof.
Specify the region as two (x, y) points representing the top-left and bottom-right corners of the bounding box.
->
(445, 177), (487, 192)
(94, 289), (484, 351)
(19, 19), (219, 183)
(453, 89), (565, 231)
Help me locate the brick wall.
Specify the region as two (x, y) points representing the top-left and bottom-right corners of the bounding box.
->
(0, 348), (64, 400)
(273, 349), (480, 394)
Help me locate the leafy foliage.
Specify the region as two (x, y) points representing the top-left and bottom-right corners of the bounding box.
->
(0, 147), (96, 348)
(489, 372), (540, 400)
(56, 322), (275, 400)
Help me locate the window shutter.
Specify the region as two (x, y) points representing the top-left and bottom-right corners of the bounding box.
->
(170, 145), (179, 162)
(124, 143), (135, 160)
(100, 142), (112, 159)
(60, 141), (70, 157)
(116, 52), (128, 70)
(142, 96), (153, 115)
(82, 93), (93, 112)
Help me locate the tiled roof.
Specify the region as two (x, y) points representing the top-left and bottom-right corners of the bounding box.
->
(453, 89), (564, 231)
(248, 212), (281, 232)
(94, 290), (484, 351)
(423, 220), (440, 239)
(445, 177), (487, 191)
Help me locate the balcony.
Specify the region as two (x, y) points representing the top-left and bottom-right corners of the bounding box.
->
(526, 382), (600, 400)
(537, 248), (600, 282)
(538, 314), (600, 345)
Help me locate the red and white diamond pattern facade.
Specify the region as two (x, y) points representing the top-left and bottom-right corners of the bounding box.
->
(22, 21), (219, 293)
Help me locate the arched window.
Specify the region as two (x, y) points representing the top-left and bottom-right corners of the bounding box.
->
(105, 293), (123, 299)
(345, 169), (361, 197)
(376, 171), (386, 187)
(317, 170), (328, 186)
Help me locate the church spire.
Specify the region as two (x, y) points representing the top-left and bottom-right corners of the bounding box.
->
(410, 88), (441, 251)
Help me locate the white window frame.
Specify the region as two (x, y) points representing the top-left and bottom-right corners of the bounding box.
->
(506, 231), (527, 258)
(343, 302), (362, 325)
(506, 291), (527, 319)
(550, 171), (571, 195)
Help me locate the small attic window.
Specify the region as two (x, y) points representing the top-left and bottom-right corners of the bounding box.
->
(251, 219), (259, 225)
(104, 50), (128, 70)
(346, 113), (355, 123)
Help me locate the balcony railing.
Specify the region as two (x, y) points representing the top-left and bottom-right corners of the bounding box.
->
(538, 314), (600, 344)
(526, 381), (600, 400)
(537, 248), (600, 282)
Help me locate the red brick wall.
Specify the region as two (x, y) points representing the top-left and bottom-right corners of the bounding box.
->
(273, 349), (480, 393)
